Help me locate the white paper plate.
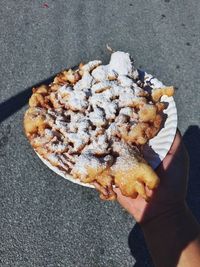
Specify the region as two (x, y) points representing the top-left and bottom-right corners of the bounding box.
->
(36, 152), (95, 188)
(35, 71), (177, 188)
(143, 95), (177, 169)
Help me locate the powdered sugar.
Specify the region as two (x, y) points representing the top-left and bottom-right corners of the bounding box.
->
(109, 51), (134, 76)
(46, 140), (67, 153)
(119, 107), (133, 117)
(58, 85), (73, 97)
(144, 73), (164, 89)
(117, 75), (133, 87)
(64, 90), (88, 111)
(73, 72), (94, 90)
(91, 81), (112, 93)
(31, 51), (168, 181)
(80, 60), (102, 73)
(89, 107), (106, 127)
(83, 134), (109, 155)
(90, 92), (118, 120)
(118, 87), (138, 107)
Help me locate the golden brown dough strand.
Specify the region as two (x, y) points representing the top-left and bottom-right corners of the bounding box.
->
(151, 86), (174, 102)
(53, 69), (81, 85)
(118, 122), (149, 145)
(24, 108), (47, 136)
(112, 156), (159, 200)
(138, 104), (157, 122)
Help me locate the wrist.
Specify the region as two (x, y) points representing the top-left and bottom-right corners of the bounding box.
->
(141, 203), (200, 267)
(141, 202), (187, 229)
(141, 202), (199, 239)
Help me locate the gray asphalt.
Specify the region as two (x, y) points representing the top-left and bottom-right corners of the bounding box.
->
(0, 1), (200, 266)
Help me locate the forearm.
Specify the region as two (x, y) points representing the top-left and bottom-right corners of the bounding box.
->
(141, 203), (200, 267)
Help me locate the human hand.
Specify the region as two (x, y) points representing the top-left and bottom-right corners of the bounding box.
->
(114, 130), (189, 223)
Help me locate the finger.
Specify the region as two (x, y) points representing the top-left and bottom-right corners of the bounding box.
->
(138, 163), (159, 189)
(113, 187), (136, 210)
(113, 187), (137, 200)
(93, 181), (108, 197)
(113, 187), (122, 196)
(113, 187), (148, 222)
(113, 187), (138, 199)
(134, 181), (147, 200)
(145, 185), (154, 198)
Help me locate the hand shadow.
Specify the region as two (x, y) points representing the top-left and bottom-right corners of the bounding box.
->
(128, 223), (154, 267)
(183, 125), (200, 219)
(128, 125), (200, 267)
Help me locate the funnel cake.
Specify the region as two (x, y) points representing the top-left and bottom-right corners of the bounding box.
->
(24, 51), (174, 200)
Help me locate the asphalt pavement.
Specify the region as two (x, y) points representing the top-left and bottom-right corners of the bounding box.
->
(0, 1), (200, 266)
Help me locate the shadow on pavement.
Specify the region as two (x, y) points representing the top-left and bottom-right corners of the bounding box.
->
(128, 125), (200, 267)
(128, 224), (154, 267)
(0, 65), (79, 123)
(0, 75), (55, 123)
(184, 125), (200, 219)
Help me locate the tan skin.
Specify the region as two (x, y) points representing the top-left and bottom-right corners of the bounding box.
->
(114, 131), (200, 267)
